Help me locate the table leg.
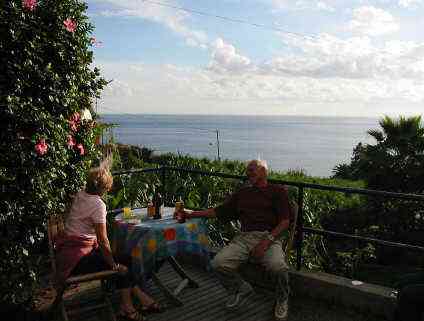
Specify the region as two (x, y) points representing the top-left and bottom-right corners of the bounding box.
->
(151, 273), (183, 307)
(167, 256), (199, 289)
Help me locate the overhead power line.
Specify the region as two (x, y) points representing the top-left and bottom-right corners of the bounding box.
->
(140, 0), (424, 63)
(141, 0), (316, 40)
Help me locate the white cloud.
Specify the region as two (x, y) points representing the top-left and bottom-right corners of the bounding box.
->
(94, 31), (424, 116)
(208, 38), (252, 73)
(92, 0), (208, 47)
(348, 6), (399, 36)
(270, 33), (424, 80)
(398, 0), (423, 8)
(270, 0), (336, 11)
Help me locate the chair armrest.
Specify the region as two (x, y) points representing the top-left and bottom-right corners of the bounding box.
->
(65, 270), (118, 285)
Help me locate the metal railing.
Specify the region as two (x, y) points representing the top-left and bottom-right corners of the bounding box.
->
(112, 166), (424, 270)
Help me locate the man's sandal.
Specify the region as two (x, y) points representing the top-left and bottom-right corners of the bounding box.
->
(117, 309), (146, 321)
(141, 301), (166, 314)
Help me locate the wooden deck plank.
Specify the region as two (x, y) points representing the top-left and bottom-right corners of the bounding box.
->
(59, 261), (387, 321)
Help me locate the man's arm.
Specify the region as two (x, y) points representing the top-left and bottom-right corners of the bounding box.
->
(251, 216), (290, 260)
(251, 187), (291, 259)
(181, 191), (238, 220)
(270, 217), (290, 239)
(184, 207), (217, 219)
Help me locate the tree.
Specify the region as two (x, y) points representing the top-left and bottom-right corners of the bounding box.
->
(333, 115), (424, 193)
(0, 0), (106, 310)
(331, 115), (424, 269)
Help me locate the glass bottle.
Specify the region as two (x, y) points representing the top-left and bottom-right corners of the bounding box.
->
(153, 192), (162, 219)
(147, 197), (155, 218)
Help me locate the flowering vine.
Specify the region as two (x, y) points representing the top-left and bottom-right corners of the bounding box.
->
(76, 143), (85, 155)
(67, 135), (76, 148)
(35, 138), (48, 156)
(69, 112), (81, 132)
(63, 18), (77, 33)
(22, 0), (37, 11)
(90, 36), (103, 48)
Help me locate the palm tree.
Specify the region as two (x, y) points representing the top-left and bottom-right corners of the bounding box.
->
(333, 115), (424, 193)
(367, 115), (424, 157)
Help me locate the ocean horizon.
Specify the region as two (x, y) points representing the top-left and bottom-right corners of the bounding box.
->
(100, 114), (378, 177)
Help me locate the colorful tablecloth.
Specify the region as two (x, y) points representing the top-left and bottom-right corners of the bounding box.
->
(113, 208), (210, 278)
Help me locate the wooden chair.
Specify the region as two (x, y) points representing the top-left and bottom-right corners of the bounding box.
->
(285, 200), (299, 254)
(47, 214), (118, 321)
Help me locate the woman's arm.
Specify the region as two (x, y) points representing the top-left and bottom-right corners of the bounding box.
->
(94, 223), (117, 269)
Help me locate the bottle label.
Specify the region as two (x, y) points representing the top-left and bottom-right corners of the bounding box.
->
(147, 205), (155, 217)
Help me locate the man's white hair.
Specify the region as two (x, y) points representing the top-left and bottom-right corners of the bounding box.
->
(248, 159), (268, 171)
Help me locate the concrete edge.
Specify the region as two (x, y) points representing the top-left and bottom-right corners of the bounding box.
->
(289, 269), (397, 320)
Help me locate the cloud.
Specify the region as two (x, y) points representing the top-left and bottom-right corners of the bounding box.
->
(91, 0), (208, 47)
(94, 31), (424, 116)
(348, 6), (399, 36)
(270, 0), (336, 12)
(208, 38), (252, 73)
(398, 0), (423, 8)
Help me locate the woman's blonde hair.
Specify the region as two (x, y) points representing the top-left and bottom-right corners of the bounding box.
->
(85, 155), (113, 195)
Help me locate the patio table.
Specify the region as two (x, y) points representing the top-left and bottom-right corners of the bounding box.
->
(113, 207), (210, 305)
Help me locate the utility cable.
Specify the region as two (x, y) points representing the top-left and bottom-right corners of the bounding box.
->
(140, 0), (316, 40)
(139, 0), (423, 63)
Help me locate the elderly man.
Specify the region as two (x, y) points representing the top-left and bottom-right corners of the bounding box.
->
(179, 159), (291, 321)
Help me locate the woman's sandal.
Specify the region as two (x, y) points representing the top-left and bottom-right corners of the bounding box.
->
(117, 309), (146, 321)
(141, 301), (166, 314)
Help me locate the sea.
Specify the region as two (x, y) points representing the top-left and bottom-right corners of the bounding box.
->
(100, 114), (378, 178)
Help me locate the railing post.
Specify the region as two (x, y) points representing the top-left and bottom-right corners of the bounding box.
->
(161, 166), (167, 205)
(296, 186), (304, 271)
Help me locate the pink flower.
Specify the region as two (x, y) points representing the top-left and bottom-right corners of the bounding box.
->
(68, 112), (80, 132)
(22, 0), (37, 11)
(70, 112), (81, 123)
(35, 139), (48, 156)
(89, 37), (103, 48)
(63, 18), (77, 33)
(67, 135), (76, 148)
(69, 121), (78, 132)
(76, 144), (85, 155)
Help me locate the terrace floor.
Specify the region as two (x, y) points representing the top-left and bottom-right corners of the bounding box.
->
(48, 262), (388, 321)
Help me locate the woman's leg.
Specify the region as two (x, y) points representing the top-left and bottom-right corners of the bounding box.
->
(71, 249), (142, 318)
(116, 254), (160, 308)
(132, 286), (155, 306)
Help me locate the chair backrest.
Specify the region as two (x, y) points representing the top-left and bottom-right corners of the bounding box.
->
(285, 201), (299, 253)
(47, 214), (65, 276)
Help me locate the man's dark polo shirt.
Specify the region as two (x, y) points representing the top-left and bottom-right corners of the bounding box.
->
(215, 184), (290, 232)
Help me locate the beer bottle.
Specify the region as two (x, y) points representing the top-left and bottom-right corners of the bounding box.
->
(153, 192), (162, 219)
(147, 197), (155, 218)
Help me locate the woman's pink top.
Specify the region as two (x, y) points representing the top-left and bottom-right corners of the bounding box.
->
(65, 190), (107, 239)
(56, 190), (107, 282)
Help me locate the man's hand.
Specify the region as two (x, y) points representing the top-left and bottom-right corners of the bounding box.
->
(250, 239), (272, 260)
(176, 209), (189, 223)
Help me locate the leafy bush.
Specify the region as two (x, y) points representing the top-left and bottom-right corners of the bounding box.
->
(333, 115), (424, 193)
(331, 115), (424, 273)
(110, 147), (366, 272)
(0, 0), (106, 308)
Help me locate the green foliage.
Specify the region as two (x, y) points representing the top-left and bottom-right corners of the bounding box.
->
(0, 0), (106, 306)
(333, 115), (424, 193)
(330, 115), (424, 274)
(110, 147), (366, 272)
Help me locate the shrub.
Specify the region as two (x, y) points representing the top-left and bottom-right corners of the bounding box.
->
(0, 0), (106, 308)
(110, 149), (366, 272)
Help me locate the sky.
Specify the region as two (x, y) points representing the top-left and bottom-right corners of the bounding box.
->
(87, 0), (424, 117)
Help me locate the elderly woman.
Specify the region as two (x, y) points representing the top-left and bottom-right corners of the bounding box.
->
(56, 164), (161, 321)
